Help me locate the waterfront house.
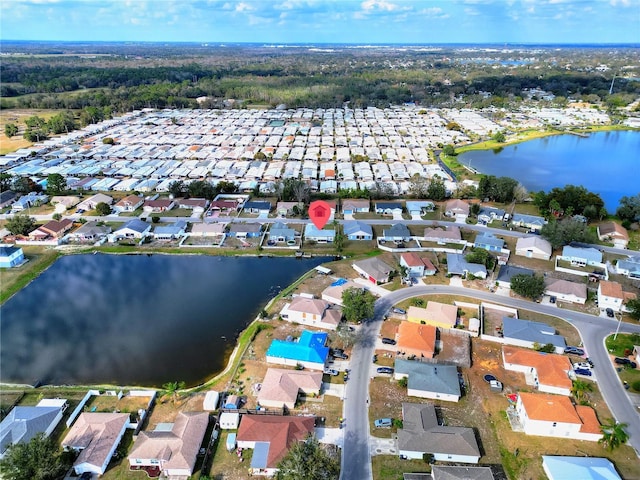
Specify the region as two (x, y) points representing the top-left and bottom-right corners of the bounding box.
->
(228, 223), (262, 238)
(446, 253), (487, 279)
(257, 368), (323, 409)
(400, 252), (436, 278)
(265, 330), (329, 371)
(29, 219), (73, 240)
(394, 360), (461, 402)
(395, 322), (436, 359)
(0, 245), (25, 268)
(597, 221), (629, 249)
(268, 222), (297, 243)
(143, 198), (175, 213)
(502, 318), (566, 354)
(304, 223), (335, 243)
(152, 220), (187, 241)
(542, 456), (622, 480)
(114, 219), (151, 240)
(321, 280), (362, 305)
(515, 236), (552, 260)
(190, 222), (226, 238)
(68, 222), (111, 242)
(382, 223), (411, 242)
(544, 278), (587, 304)
(502, 346), (572, 395)
(114, 195), (143, 213)
(444, 199), (470, 221)
(407, 301), (457, 329)
(496, 265), (534, 289)
(343, 221), (373, 241)
(352, 257), (394, 284)
(279, 296), (342, 330)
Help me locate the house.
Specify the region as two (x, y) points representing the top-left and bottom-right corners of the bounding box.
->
(422, 226), (463, 244)
(177, 198), (209, 210)
(265, 330), (329, 371)
(28, 219), (73, 240)
(398, 402), (480, 463)
(382, 223), (411, 242)
(502, 318), (566, 354)
(143, 198), (175, 213)
(208, 200), (238, 214)
(515, 236), (552, 261)
(502, 346), (572, 395)
(0, 399), (67, 459)
(0, 190), (17, 209)
(343, 221), (373, 241)
(477, 206), (506, 225)
(342, 199), (370, 215)
(598, 221), (629, 249)
(243, 201), (272, 215)
(407, 301), (457, 329)
(400, 252), (437, 278)
(352, 257), (394, 284)
(375, 202), (403, 216)
(257, 368), (323, 409)
(62, 412), (130, 476)
(431, 466), (495, 480)
(228, 223), (262, 238)
(269, 222), (297, 243)
(515, 392), (601, 441)
(128, 411), (208, 478)
(496, 265), (534, 289)
(50, 195), (81, 210)
(542, 456), (622, 480)
(77, 193), (114, 211)
(11, 192), (49, 212)
(511, 213), (547, 231)
(321, 280), (362, 305)
(220, 412), (240, 430)
(474, 232), (505, 252)
(405, 201), (435, 217)
(396, 322), (436, 358)
(152, 220), (187, 241)
(114, 194), (143, 213)
(597, 280), (626, 313)
(236, 415), (315, 477)
(0, 245), (25, 268)
(394, 360), (461, 402)
(276, 201), (299, 217)
(279, 296), (342, 330)
(444, 199), (469, 221)
(114, 219), (151, 239)
(304, 223), (335, 243)
(544, 278), (587, 304)
(191, 222), (226, 237)
(68, 222), (111, 242)
(616, 256), (640, 279)
(560, 245), (602, 266)
(446, 253), (487, 279)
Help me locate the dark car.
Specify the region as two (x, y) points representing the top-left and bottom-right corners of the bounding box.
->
(574, 368), (592, 377)
(381, 337), (397, 345)
(564, 346), (585, 356)
(333, 352), (349, 360)
(614, 357), (637, 368)
(606, 308), (615, 318)
(377, 367), (394, 374)
(80, 473), (93, 480)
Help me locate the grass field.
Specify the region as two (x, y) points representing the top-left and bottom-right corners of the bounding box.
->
(0, 109), (69, 155)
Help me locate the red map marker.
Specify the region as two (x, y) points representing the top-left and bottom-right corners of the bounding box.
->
(309, 200), (331, 230)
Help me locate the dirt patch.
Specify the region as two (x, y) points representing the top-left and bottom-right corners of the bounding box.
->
(436, 330), (471, 367)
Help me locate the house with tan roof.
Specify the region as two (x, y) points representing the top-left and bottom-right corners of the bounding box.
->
(190, 222), (226, 237)
(257, 368), (323, 409)
(127, 411), (209, 477)
(515, 392), (601, 441)
(114, 194), (143, 213)
(515, 236), (552, 261)
(422, 226), (463, 244)
(396, 322), (436, 358)
(321, 280), (362, 305)
(544, 278), (587, 304)
(400, 252), (437, 278)
(236, 415), (315, 476)
(407, 301), (457, 329)
(342, 199), (370, 215)
(444, 199), (469, 221)
(279, 296), (342, 330)
(143, 198), (175, 213)
(597, 221), (629, 249)
(62, 412), (130, 475)
(597, 280), (625, 312)
(77, 193), (114, 211)
(502, 346), (572, 396)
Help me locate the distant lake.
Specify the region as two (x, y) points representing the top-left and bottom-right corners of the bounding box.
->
(459, 131), (640, 211)
(0, 254), (328, 387)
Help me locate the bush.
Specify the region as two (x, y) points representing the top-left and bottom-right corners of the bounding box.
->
(151, 215), (160, 223)
(631, 381), (640, 393)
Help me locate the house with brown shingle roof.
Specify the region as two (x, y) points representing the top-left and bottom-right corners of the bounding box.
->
(422, 226), (463, 244)
(502, 346), (572, 396)
(279, 296), (342, 330)
(515, 392), (601, 441)
(597, 221), (629, 249)
(544, 278), (587, 304)
(114, 194), (143, 213)
(257, 368), (323, 409)
(28, 219), (73, 240)
(127, 411), (209, 477)
(396, 322), (436, 358)
(236, 415), (315, 476)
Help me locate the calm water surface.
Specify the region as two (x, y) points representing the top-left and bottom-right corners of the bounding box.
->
(459, 131), (640, 210)
(0, 254), (328, 387)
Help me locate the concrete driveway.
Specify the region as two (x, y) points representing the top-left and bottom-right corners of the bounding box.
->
(316, 427), (344, 448)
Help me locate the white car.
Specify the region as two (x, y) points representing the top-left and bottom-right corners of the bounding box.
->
(573, 362), (591, 370)
(324, 368), (339, 376)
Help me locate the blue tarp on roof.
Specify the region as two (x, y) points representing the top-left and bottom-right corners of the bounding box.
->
(331, 278), (348, 287)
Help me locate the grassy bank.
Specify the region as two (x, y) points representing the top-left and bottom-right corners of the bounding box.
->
(0, 247), (61, 304)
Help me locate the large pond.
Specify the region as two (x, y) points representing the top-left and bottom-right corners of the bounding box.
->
(458, 130), (640, 211)
(0, 254), (328, 387)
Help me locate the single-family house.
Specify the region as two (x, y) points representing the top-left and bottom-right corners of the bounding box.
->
(257, 368), (323, 409)
(0, 190), (17, 209)
(343, 221), (373, 241)
(265, 330), (329, 371)
(502, 318), (566, 353)
(77, 193), (114, 211)
(279, 296), (342, 330)
(114, 195), (144, 213)
(398, 402), (480, 463)
(152, 220), (187, 241)
(0, 399), (67, 459)
(515, 392), (601, 441)
(544, 278), (587, 304)
(477, 206), (506, 225)
(515, 236), (552, 261)
(474, 232), (505, 252)
(502, 346), (573, 395)
(542, 456), (622, 480)
(422, 226), (463, 244)
(394, 360), (461, 402)
(177, 198), (209, 210)
(444, 199), (469, 221)
(208, 200), (237, 214)
(114, 219), (151, 239)
(50, 195), (81, 211)
(511, 213), (547, 231)
(68, 222), (111, 242)
(321, 280), (362, 305)
(276, 201), (299, 217)
(375, 202), (403, 216)
(190, 222), (226, 237)
(62, 412), (130, 476)
(11, 192), (49, 212)
(342, 199), (370, 215)
(446, 253), (487, 279)
(396, 322), (436, 359)
(243, 201), (272, 215)
(405, 201), (435, 217)
(560, 245), (602, 267)
(431, 466), (495, 480)
(269, 222), (297, 243)
(228, 223), (262, 238)
(236, 415), (315, 477)
(304, 223), (335, 243)
(28, 219), (73, 240)
(0, 245), (25, 268)
(616, 256), (640, 279)
(353, 257), (394, 284)
(496, 265), (534, 289)
(127, 412), (208, 478)
(407, 301), (457, 329)
(400, 252), (437, 278)
(598, 221), (629, 249)
(597, 280), (624, 312)
(382, 223), (411, 242)
(143, 198), (175, 213)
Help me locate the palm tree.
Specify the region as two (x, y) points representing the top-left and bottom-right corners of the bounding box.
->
(599, 419), (629, 450)
(571, 379), (593, 402)
(162, 381), (186, 405)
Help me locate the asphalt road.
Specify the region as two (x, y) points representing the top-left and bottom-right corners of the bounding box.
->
(339, 284), (640, 480)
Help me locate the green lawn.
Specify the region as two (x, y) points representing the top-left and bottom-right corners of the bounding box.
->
(605, 333), (640, 357)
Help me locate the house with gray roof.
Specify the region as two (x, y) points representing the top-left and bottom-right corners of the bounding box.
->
(446, 253), (487, 279)
(113, 219), (151, 239)
(474, 232), (505, 252)
(268, 222), (297, 243)
(394, 359), (461, 402)
(353, 257), (394, 284)
(405, 201), (435, 217)
(431, 466), (495, 480)
(228, 223), (262, 238)
(616, 256), (640, 280)
(152, 220), (187, 241)
(343, 221), (373, 241)
(0, 245), (25, 268)
(375, 202), (403, 215)
(496, 265), (534, 289)
(382, 223), (411, 242)
(68, 222), (112, 242)
(502, 317), (566, 352)
(511, 213), (547, 231)
(477, 206), (506, 225)
(560, 245), (603, 266)
(398, 402), (480, 463)
(544, 278), (588, 304)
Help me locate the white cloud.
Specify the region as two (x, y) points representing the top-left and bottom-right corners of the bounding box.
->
(610, 0), (631, 6)
(464, 7), (481, 15)
(235, 2), (255, 12)
(361, 0), (400, 12)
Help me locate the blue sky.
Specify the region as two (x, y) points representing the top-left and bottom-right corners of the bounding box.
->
(1, 0), (638, 44)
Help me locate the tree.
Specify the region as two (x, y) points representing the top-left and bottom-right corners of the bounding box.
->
(12, 176), (42, 194)
(47, 111), (76, 134)
(465, 248), (495, 269)
(4, 123), (18, 138)
(102, 137), (115, 145)
(342, 287), (376, 323)
(0, 173), (12, 191)
(168, 180), (186, 198)
(0, 433), (72, 480)
(188, 180), (215, 200)
(408, 173), (429, 198)
(162, 381), (186, 404)
(625, 298), (640, 321)
(540, 218), (597, 249)
(510, 274), (545, 300)
(599, 420), (629, 451)
(616, 194), (640, 223)
(46, 173), (66, 194)
(95, 202), (112, 216)
(513, 182), (528, 203)
(215, 180), (238, 195)
(6, 213), (35, 236)
(426, 176), (447, 201)
(333, 223), (345, 254)
(276, 437), (339, 480)
(442, 144), (456, 156)
(492, 131), (506, 143)
(571, 379), (593, 402)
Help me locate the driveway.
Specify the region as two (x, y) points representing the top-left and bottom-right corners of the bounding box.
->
(316, 427), (344, 448)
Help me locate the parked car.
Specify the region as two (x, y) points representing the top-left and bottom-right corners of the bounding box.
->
(333, 351), (349, 360)
(381, 337), (396, 345)
(377, 367), (394, 374)
(549, 296), (556, 304)
(573, 362), (592, 370)
(574, 368), (592, 376)
(614, 357), (637, 368)
(606, 308), (615, 318)
(564, 346), (585, 356)
(392, 307), (406, 315)
(374, 418), (393, 428)
(324, 368), (339, 376)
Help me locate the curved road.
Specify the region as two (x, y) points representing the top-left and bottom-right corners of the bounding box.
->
(340, 285), (640, 480)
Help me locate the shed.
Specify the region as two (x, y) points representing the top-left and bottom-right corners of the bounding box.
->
(226, 433), (237, 451)
(219, 412), (240, 430)
(203, 391), (220, 411)
(224, 394), (241, 409)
